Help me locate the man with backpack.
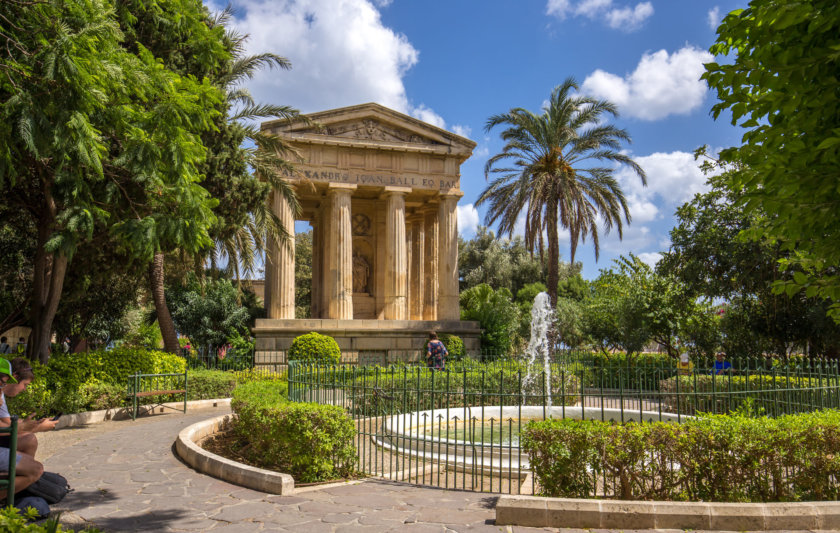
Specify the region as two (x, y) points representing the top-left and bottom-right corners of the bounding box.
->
(0, 337), (11, 354)
(0, 358), (45, 501)
(0, 358), (57, 457)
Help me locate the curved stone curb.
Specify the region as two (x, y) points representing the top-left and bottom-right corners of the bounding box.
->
(174, 414), (295, 495)
(54, 398), (231, 429)
(496, 495), (840, 531)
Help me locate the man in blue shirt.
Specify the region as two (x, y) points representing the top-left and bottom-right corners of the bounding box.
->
(714, 352), (732, 375)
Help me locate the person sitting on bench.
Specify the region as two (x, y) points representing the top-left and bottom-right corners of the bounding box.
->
(0, 358), (44, 499)
(0, 359), (57, 457)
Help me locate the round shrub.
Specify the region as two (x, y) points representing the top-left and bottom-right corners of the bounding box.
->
(232, 381), (355, 482)
(288, 332), (341, 364)
(439, 334), (465, 361)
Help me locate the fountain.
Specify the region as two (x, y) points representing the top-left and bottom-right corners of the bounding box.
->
(521, 292), (554, 410)
(369, 292), (688, 484)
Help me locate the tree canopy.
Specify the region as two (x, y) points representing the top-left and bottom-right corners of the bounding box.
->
(704, 0), (840, 321)
(0, 0), (225, 362)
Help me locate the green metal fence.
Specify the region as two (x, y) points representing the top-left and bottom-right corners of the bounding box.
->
(288, 355), (840, 495)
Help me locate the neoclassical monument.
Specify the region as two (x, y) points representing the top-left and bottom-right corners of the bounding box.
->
(253, 103), (481, 367)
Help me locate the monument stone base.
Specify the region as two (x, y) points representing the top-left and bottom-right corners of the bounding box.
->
(253, 319), (482, 370)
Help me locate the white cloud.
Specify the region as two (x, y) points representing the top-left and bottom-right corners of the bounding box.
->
(617, 150), (715, 216)
(546, 0), (572, 17)
(451, 125), (472, 139)
(546, 0), (652, 31)
(605, 2), (653, 30)
(582, 46), (713, 120)
(411, 105), (446, 129)
(637, 252), (663, 267)
(457, 204), (480, 237)
(210, 0), (448, 127)
(708, 6), (721, 29)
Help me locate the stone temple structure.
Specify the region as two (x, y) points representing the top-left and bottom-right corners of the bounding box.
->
(253, 103), (481, 367)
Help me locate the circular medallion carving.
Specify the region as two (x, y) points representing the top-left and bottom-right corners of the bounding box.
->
(352, 214), (371, 236)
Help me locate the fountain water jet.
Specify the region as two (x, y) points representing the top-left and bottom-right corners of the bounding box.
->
(522, 292), (554, 410)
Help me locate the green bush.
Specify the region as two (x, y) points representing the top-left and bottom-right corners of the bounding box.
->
(659, 373), (830, 415)
(79, 381), (127, 411)
(345, 363), (580, 416)
(231, 382), (355, 482)
(4, 348), (185, 416)
(580, 352), (676, 391)
(439, 334), (465, 361)
(522, 410), (840, 502)
(0, 506), (103, 532)
(288, 332), (341, 364)
(186, 368), (237, 400)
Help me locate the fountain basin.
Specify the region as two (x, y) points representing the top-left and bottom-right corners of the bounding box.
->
(373, 406), (687, 476)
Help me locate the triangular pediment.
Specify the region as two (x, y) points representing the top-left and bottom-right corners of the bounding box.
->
(262, 103), (476, 155)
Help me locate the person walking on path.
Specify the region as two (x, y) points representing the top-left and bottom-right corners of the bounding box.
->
(0, 337), (11, 354)
(426, 331), (448, 371)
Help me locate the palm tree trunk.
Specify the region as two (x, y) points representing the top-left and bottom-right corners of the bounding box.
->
(546, 206), (560, 309)
(149, 251), (180, 353)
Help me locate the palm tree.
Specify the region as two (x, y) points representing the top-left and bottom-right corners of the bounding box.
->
(149, 9), (304, 352)
(477, 77), (646, 308)
(200, 8), (303, 284)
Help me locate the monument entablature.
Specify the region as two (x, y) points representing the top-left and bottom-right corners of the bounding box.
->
(253, 103), (480, 367)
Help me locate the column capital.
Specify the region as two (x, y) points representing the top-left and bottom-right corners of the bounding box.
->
(438, 189), (464, 200)
(380, 186), (412, 198)
(327, 183), (357, 195)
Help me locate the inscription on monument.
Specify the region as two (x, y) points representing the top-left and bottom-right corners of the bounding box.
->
(286, 168), (458, 191)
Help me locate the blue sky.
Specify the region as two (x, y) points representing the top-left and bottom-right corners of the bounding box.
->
(211, 0), (748, 280)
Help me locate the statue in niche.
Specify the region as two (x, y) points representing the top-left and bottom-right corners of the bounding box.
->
(353, 253), (370, 293)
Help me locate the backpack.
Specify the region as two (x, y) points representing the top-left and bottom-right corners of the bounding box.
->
(19, 471), (71, 504)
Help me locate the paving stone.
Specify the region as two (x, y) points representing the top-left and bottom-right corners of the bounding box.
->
(358, 509), (418, 525)
(275, 519), (338, 533)
(210, 501), (279, 522)
(298, 500), (365, 514)
(205, 521), (265, 532)
(415, 507), (494, 525)
(255, 509), (311, 526)
(160, 516), (219, 531)
(262, 494), (310, 505)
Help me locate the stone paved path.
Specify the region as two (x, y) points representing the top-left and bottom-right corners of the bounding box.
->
(39, 407), (812, 533)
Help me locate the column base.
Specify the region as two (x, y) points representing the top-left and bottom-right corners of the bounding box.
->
(253, 318), (481, 368)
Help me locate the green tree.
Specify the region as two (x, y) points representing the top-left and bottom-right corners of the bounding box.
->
(0, 0), (223, 363)
(167, 275), (251, 349)
(478, 78), (645, 307)
(458, 226), (546, 295)
(660, 164), (840, 357)
(294, 231), (313, 318)
(584, 255), (716, 357)
(704, 0), (840, 321)
(460, 284), (520, 356)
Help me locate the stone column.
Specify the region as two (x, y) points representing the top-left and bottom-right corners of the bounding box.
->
(409, 215), (425, 320)
(383, 186), (410, 320)
(310, 212), (321, 318)
(326, 184), (355, 319)
(267, 190), (295, 319)
(438, 192), (461, 320)
(423, 206), (438, 320)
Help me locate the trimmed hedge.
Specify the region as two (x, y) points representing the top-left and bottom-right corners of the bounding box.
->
(439, 334), (465, 361)
(659, 374), (835, 415)
(231, 381), (356, 482)
(5, 350), (277, 417)
(577, 352), (677, 391)
(522, 409), (840, 502)
(346, 364), (580, 416)
(288, 332), (341, 364)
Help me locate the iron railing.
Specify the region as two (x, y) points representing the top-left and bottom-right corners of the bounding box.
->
(288, 356), (840, 495)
